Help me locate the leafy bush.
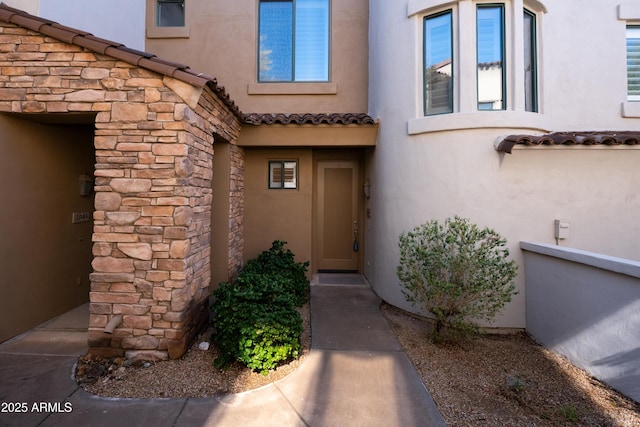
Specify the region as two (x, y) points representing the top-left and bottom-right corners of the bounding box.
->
(238, 240), (309, 307)
(397, 216), (518, 342)
(210, 241), (308, 374)
(210, 282), (302, 374)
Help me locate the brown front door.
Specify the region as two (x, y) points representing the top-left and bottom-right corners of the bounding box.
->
(316, 160), (359, 271)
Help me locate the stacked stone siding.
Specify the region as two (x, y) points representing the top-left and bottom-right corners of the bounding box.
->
(0, 22), (242, 359)
(228, 143), (245, 279)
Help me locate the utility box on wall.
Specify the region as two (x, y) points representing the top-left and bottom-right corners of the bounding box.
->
(554, 219), (570, 240)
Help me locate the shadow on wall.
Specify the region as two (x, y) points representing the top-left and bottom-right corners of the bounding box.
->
(522, 241), (640, 403)
(592, 347), (640, 400)
(0, 114), (95, 343)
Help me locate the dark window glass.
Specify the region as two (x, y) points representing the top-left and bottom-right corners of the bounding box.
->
(157, 0), (185, 27)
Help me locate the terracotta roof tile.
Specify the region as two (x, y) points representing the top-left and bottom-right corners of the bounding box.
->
(0, 4), (377, 129)
(37, 23), (79, 44)
(51, 22), (92, 37)
(0, 3), (243, 119)
(496, 132), (640, 153)
(243, 113), (377, 126)
(70, 35), (112, 54)
(137, 57), (187, 80)
(171, 68), (209, 88)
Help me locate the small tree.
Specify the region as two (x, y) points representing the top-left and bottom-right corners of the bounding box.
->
(397, 216), (518, 342)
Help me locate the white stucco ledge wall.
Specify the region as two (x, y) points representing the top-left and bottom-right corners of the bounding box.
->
(519, 241), (640, 278)
(408, 111), (552, 135)
(521, 241), (640, 403)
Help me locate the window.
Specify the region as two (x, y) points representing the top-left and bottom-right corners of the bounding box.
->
(415, 1), (543, 123)
(627, 26), (640, 101)
(157, 0), (184, 27)
(269, 161), (298, 189)
(258, 0), (330, 82)
(477, 5), (505, 111)
(523, 9), (537, 112)
(424, 11), (453, 115)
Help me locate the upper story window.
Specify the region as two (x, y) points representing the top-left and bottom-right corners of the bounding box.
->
(627, 26), (640, 101)
(523, 9), (538, 112)
(424, 11), (453, 115)
(157, 0), (185, 27)
(258, 0), (330, 82)
(417, 1), (542, 119)
(477, 5), (505, 111)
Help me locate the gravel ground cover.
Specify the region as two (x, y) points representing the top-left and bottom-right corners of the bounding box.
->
(76, 301), (640, 426)
(77, 303), (311, 398)
(380, 303), (640, 427)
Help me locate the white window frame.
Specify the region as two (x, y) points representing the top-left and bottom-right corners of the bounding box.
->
(619, 4), (640, 117)
(408, 0), (549, 134)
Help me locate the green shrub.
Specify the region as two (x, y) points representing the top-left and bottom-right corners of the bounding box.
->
(238, 240), (309, 307)
(210, 282), (302, 374)
(210, 241), (308, 374)
(397, 216), (518, 342)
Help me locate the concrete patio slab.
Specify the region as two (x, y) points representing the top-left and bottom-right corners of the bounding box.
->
(174, 390), (307, 427)
(0, 276), (447, 427)
(275, 349), (444, 427)
(311, 284), (403, 351)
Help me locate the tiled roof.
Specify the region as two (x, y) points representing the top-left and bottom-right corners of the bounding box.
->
(243, 113), (377, 126)
(0, 3), (243, 119)
(0, 4), (379, 128)
(496, 132), (640, 154)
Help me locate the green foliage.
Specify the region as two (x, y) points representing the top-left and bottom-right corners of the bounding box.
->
(210, 241), (308, 375)
(397, 216), (518, 342)
(238, 240), (309, 307)
(559, 405), (580, 423)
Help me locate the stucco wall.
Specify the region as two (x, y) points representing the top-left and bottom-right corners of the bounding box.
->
(3, 0), (145, 50)
(0, 115), (94, 342)
(522, 242), (640, 402)
(243, 148), (313, 270)
(367, 0), (640, 328)
(144, 0), (369, 114)
(1, 0), (38, 15)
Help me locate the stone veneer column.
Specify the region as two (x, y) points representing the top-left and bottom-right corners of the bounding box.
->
(89, 74), (234, 360)
(227, 144), (245, 279)
(0, 20), (242, 359)
(88, 69), (204, 360)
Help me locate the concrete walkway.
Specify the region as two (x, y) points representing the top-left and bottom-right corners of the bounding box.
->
(0, 275), (446, 427)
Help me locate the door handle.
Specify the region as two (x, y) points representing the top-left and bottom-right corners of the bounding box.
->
(353, 220), (359, 252)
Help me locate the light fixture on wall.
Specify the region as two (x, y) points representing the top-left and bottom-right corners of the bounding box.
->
(78, 172), (93, 197)
(363, 180), (371, 199)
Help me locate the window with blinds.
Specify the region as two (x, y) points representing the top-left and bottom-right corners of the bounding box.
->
(258, 0), (329, 82)
(424, 11), (453, 115)
(627, 26), (640, 101)
(269, 161), (298, 189)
